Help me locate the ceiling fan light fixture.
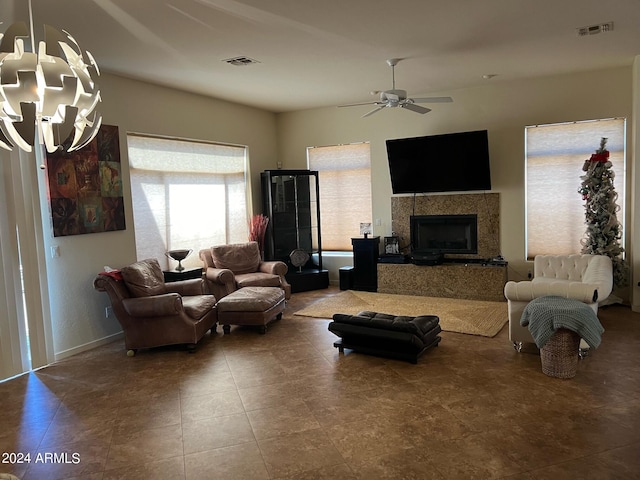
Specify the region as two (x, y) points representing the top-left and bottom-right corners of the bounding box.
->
(0, 0), (102, 153)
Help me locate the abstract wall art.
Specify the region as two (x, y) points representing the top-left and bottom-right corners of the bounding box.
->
(46, 124), (126, 237)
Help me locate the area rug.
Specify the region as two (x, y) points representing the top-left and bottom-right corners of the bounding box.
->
(294, 290), (508, 337)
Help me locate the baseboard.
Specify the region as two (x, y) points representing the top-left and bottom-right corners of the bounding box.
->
(54, 331), (123, 361)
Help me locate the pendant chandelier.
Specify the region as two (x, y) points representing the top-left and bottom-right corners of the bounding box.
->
(0, 0), (102, 153)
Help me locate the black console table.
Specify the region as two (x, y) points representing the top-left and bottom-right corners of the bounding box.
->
(351, 236), (380, 292)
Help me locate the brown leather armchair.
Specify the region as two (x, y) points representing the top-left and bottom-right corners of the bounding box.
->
(199, 241), (291, 300)
(94, 258), (217, 356)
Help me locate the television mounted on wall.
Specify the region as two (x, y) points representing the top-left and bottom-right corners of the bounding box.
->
(386, 130), (491, 194)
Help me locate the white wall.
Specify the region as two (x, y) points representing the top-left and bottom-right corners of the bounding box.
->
(277, 67), (634, 288)
(41, 73), (279, 359)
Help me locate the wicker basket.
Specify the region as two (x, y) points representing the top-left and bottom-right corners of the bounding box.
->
(540, 328), (580, 379)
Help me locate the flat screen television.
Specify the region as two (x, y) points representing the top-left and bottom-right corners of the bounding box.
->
(386, 130), (491, 194)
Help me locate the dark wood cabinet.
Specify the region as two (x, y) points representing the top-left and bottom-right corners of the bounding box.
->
(351, 236), (380, 291)
(261, 170), (329, 292)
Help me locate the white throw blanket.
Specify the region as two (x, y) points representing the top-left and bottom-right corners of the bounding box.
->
(520, 295), (604, 349)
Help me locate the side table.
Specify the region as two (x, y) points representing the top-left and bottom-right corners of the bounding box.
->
(163, 267), (203, 283)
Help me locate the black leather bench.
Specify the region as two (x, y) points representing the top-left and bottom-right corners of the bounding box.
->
(328, 310), (441, 364)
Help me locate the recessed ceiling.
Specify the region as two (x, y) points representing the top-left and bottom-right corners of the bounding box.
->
(2, 0), (640, 113)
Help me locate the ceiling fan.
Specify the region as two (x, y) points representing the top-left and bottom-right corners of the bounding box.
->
(339, 58), (453, 117)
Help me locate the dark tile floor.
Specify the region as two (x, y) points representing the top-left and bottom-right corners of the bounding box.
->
(1, 287), (639, 479)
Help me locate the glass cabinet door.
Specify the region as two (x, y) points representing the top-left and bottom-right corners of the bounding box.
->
(261, 170), (322, 271)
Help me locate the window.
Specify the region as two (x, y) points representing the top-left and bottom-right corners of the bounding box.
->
(525, 118), (625, 259)
(128, 134), (248, 270)
(307, 143), (372, 251)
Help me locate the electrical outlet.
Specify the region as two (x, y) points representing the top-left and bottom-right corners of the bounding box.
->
(105, 306), (113, 318)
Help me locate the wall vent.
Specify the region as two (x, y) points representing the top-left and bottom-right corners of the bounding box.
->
(223, 56), (261, 66)
(577, 22), (613, 36)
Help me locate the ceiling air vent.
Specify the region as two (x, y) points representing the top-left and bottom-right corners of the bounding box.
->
(223, 56), (260, 66)
(577, 22), (613, 36)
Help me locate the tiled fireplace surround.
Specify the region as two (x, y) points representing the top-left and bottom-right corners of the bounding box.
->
(377, 193), (507, 301)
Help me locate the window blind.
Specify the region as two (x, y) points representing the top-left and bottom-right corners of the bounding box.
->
(525, 118), (625, 259)
(128, 134), (248, 270)
(308, 143), (372, 251)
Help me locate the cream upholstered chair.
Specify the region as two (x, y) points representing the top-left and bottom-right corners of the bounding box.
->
(504, 254), (613, 354)
(199, 241), (291, 301)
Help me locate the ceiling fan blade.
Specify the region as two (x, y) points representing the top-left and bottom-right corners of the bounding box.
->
(338, 101), (378, 108)
(401, 103), (431, 114)
(410, 96), (454, 103)
(362, 106), (386, 118)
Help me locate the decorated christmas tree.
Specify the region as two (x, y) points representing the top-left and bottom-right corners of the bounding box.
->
(578, 137), (628, 287)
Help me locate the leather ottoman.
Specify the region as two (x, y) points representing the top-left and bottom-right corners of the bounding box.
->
(329, 310), (441, 363)
(216, 286), (285, 334)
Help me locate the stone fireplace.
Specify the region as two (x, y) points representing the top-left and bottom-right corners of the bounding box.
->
(391, 193), (501, 259)
(379, 193), (506, 301)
